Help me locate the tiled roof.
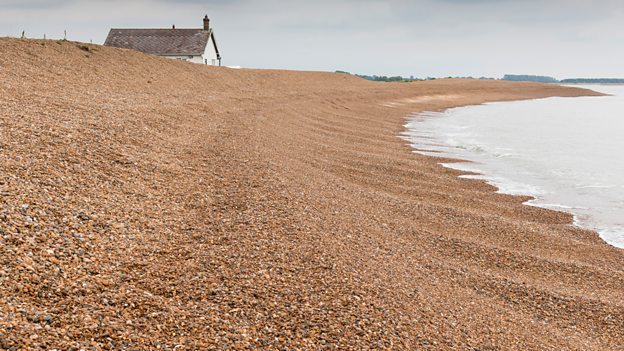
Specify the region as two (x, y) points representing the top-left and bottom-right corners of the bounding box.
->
(104, 29), (211, 56)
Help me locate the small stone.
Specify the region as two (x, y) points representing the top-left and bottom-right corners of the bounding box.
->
(28, 314), (39, 323)
(0, 336), (10, 349)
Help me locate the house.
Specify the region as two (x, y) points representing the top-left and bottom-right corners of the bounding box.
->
(104, 15), (221, 66)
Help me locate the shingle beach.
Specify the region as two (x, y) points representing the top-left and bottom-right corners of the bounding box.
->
(1, 38), (622, 350)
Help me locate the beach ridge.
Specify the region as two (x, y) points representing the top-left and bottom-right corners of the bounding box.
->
(1, 38), (622, 350)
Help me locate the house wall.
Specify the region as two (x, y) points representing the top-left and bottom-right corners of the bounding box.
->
(201, 36), (219, 66)
(163, 55), (205, 64)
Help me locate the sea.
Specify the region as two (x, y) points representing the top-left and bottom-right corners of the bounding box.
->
(403, 85), (624, 248)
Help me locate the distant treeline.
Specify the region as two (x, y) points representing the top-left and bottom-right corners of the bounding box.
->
(335, 71), (421, 82)
(503, 74), (624, 84)
(560, 78), (624, 84)
(336, 71), (496, 83)
(336, 71), (624, 84)
(502, 75), (559, 83)
(357, 75), (418, 82)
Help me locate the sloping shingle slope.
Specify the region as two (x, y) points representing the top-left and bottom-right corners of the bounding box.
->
(1, 38), (621, 351)
(104, 28), (210, 56)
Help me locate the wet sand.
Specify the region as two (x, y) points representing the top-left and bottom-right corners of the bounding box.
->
(0, 38), (622, 350)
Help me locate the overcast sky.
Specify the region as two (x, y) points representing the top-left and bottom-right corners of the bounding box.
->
(2, 0), (624, 78)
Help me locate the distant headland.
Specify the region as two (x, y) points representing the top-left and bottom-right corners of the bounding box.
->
(503, 74), (624, 84)
(336, 71), (624, 84)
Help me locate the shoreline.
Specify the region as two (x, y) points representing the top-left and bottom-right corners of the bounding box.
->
(404, 94), (624, 250)
(411, 124), (619, 249)
(2, 38), (623, 350)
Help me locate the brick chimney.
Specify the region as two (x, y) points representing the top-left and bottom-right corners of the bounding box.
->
(203, 15), (210, 31)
